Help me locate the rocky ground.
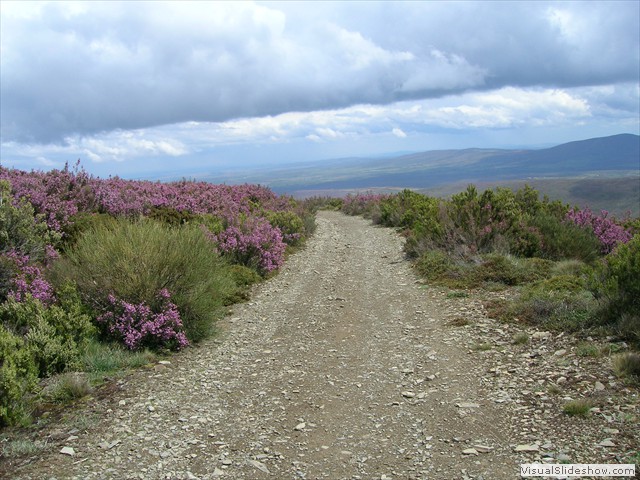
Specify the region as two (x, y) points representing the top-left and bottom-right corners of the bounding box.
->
(1, 210), (638, 479)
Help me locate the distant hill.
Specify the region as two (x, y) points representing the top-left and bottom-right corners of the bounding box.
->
(199, 133), (640, 215)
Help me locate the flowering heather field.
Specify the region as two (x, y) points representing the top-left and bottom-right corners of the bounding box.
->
(0, 163), (314, 425)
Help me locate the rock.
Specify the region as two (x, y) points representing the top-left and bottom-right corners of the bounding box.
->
(401, 391), (415, 398)
(426, 375), (437, 381)
(557, 453), (571, 462)
(147, 405), (155, 412)
(603, 428), (620, 435)
(599, 439), (615, 447)
(473, 445), (493, 453)
(158, 360), (171, 365)
(594, 381), (605, 391)
(556, 377), (567, 384)
(60, 446), (75, 456)
(456, 402), (480, 409)
(554, 349), (567, 356)
(462, 448), (478, 455)
(294, 422), (306, 431)
(212, 468), (225, 477)
(532, 332), (551, 340)
(247, 459), (269, 474)
(514, 444), (539, 452)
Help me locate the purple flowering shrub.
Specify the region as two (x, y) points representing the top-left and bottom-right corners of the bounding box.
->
(566, 207), (633, 254)
(1, 250), (55, 305)
(97, 289), (189, 351)
(213, 216), (286, 274)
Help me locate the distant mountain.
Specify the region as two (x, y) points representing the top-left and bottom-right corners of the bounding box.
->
(196, 134), (639, 213)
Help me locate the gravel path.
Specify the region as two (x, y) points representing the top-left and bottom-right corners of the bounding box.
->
(4, 211), (638, 479)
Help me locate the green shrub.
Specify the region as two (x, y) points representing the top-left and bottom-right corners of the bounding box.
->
(0, 180), (60, 260)
(415, 250), (454, 281)
(0, 325), (38, 426)
(61, 212), (117, 250)
(509, 278), (598, 331)
(590, 234), (640, 339)
(266, 211), (305, 245)
(530, 212), (600, 263)
(0, 296), (89, 377)
(51, 218), (236, 343)
(194, 213), (225, 234)
(147, 206), (195, 226)
(472, 254), (522, 286)
(223, 265), (262, 304)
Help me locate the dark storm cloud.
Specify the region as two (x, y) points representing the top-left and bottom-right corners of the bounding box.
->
(1, 1), (638, 144)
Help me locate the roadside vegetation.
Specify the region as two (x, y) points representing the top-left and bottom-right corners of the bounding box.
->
(0, 163), (315, 427)
(332, 186), (639, 347)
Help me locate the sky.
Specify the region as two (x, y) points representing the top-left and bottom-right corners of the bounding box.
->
(1, 0), (639, 179)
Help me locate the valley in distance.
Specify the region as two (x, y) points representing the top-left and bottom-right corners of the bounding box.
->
(195, 133), (640, 216)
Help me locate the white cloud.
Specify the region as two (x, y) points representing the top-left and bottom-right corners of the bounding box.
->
(392, 128), (407, 138)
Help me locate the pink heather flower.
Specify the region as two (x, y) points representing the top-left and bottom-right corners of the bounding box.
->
(97, 290), (189, 351)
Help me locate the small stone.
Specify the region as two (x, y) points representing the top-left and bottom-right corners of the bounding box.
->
(118, 400), (126, 406)
(514, 444), (539, 452)
(247, 459), (269, 474)
(158, 360), (171, 365)
(557, 453), (571, 462)
(554, 349), (567, 356)
(294, 422), (306, 431)
(599, 439), (615, 447)
(556, 377), (567, 384)
(603, 428), (620, 435)
(594, 381), (605, 391)
(401, 391), (415, 398)
(425, 375), (436, 381)
(60, 446), (75, 456)
(473, 445), (493, 453)
(456, 402), (480, 409)
(532, 332), (551, 339)
(147, 405), (155, 412)
(462, 448), (478, 455)
(212, 468), (224, 477)
(221, 459), (233, 465)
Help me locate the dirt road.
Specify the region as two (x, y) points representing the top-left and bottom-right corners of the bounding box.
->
(5, 211), (637, 479)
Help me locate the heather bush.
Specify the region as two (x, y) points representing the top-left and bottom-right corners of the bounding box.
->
(0, 325), (38, 426)
(213, 216), (286, 274)
(566, 207), (632, 254)
(51, 218), (236, 343)
(97, 290), (188, 351)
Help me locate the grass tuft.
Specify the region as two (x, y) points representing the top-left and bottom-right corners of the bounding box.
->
(612, 353), (640, 380)
(562, 398), (594, 417)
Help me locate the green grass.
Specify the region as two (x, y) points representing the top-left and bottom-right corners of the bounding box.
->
(0, 438), (45, 458)
(562, 398), (594, 417)
(41, 373), (93, 403)
(512, 332), (530, 345)
(612, 353), (640, 380)
(576, 341), (602, 358)
(81, 339), (157, 374)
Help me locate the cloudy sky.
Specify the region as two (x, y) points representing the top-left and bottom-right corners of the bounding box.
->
(1, 1), (638, 179)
